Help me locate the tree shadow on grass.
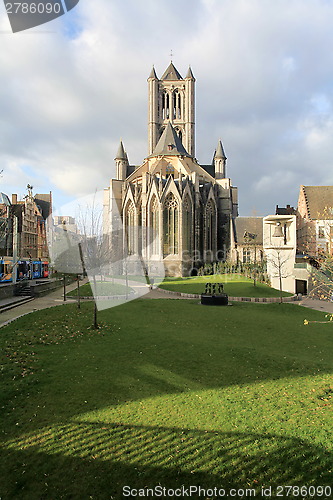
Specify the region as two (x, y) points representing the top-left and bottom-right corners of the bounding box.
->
(1, 300), (333, 447)
(1, 422), (332, 499)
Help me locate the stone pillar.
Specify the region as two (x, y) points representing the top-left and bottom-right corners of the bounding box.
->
(148, 72), (159, 155)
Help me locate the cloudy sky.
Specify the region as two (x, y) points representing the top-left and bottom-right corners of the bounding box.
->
(1, 0), (333, 216)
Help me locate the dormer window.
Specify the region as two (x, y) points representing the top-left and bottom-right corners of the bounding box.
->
(168, 143), (174, 151)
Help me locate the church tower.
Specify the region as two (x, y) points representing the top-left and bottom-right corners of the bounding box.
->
(148, 63), (195, 157)
(105, 62), (238, 278)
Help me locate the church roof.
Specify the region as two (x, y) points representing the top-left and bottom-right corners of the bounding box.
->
(235, 217), (263, 245)
(161, 62), (183, 81)
(127, 165), (136, 176)
(149, 122), (191, 158)
(301, 185), (333, 220)
(201, 164), (215, 177)
(214, 140), (226, 159)
(115, 140), (127, 160)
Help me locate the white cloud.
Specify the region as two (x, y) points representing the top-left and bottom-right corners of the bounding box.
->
(1, 0), (333, 215)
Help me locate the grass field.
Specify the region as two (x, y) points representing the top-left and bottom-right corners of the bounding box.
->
(0, 299), (332, 499)
(67, 281), (133, 297)
(160, 274), (292, 297)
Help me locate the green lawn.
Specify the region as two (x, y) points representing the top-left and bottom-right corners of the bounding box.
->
(160, 274), (292, 297)
(67, 281), (133, 297)
(0, 299), (332, 499)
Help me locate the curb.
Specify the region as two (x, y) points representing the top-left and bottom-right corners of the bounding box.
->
(156, 287), (301, 303)
(66, 292), (137, 300)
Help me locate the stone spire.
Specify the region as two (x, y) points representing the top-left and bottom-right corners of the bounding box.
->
(215, 140), (226, 159)
(186, 66), (195, 80)
(214, 140), (227, 179)
(115, 140), (129, 180)
(115, 140), (127, 160)
(148, 66), (158, 80)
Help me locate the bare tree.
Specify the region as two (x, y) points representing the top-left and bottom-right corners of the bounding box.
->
(267, 249), (294, 303)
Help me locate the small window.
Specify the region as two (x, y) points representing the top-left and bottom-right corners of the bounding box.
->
(318, 226), (325, 239)
(243, 248), (251, 263)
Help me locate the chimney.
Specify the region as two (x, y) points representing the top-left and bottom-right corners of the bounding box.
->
(12, 194), (17, 204)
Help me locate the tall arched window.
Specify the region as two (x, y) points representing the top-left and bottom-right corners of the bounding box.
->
(162, 92), (170, 119)
(183, 195), (192, 252)
(199, 202), (204, 260)
(206, 200), (216, 253)
(172, 89), (182, 119)
(163, 194), (179, 256)
(162, 92), (165, 119)
(166, 93), (169, 119)
(177, 92), (182, 119)
(150, 196), (160, 255)
(125, 201), (135, 255)
(173, 91), (177, 119)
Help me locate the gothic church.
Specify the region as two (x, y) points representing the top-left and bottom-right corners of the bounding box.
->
(103, 62), (238, 276)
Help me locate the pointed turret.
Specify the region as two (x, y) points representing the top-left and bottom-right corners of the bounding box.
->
(115, 140), (129, 180)
(215, 140), (226, 160)
(186, 66), (195, 80)
(214, 140), (227, 179)
(149, 122), (191, 158)
(148, 66), (158, 80)
(115, 140), (127, 161)
(161, 62), (183, 81)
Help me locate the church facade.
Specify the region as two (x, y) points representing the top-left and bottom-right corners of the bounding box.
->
(103, 63), (238, 277)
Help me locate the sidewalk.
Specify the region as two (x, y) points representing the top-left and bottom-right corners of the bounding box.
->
(0, 279), (86, 328)
(297, 296), (333, 314)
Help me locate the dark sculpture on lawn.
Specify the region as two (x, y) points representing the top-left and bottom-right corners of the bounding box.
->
(201, 282), (228, 306)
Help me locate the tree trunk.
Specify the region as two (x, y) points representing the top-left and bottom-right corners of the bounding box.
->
(77, 275), (81, 309)
(92, 274), (98, 328)
(94, 301), (98, 329)
(279, 273), (283, 304)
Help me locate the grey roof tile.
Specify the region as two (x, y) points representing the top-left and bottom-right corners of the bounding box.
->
(302, 186), (333, 219)
(235, 217), (263, 245)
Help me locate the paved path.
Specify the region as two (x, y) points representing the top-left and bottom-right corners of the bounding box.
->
(1, 282), (333, 328)
(297, 296), (333, 314)
(0, 280), (88, 327)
